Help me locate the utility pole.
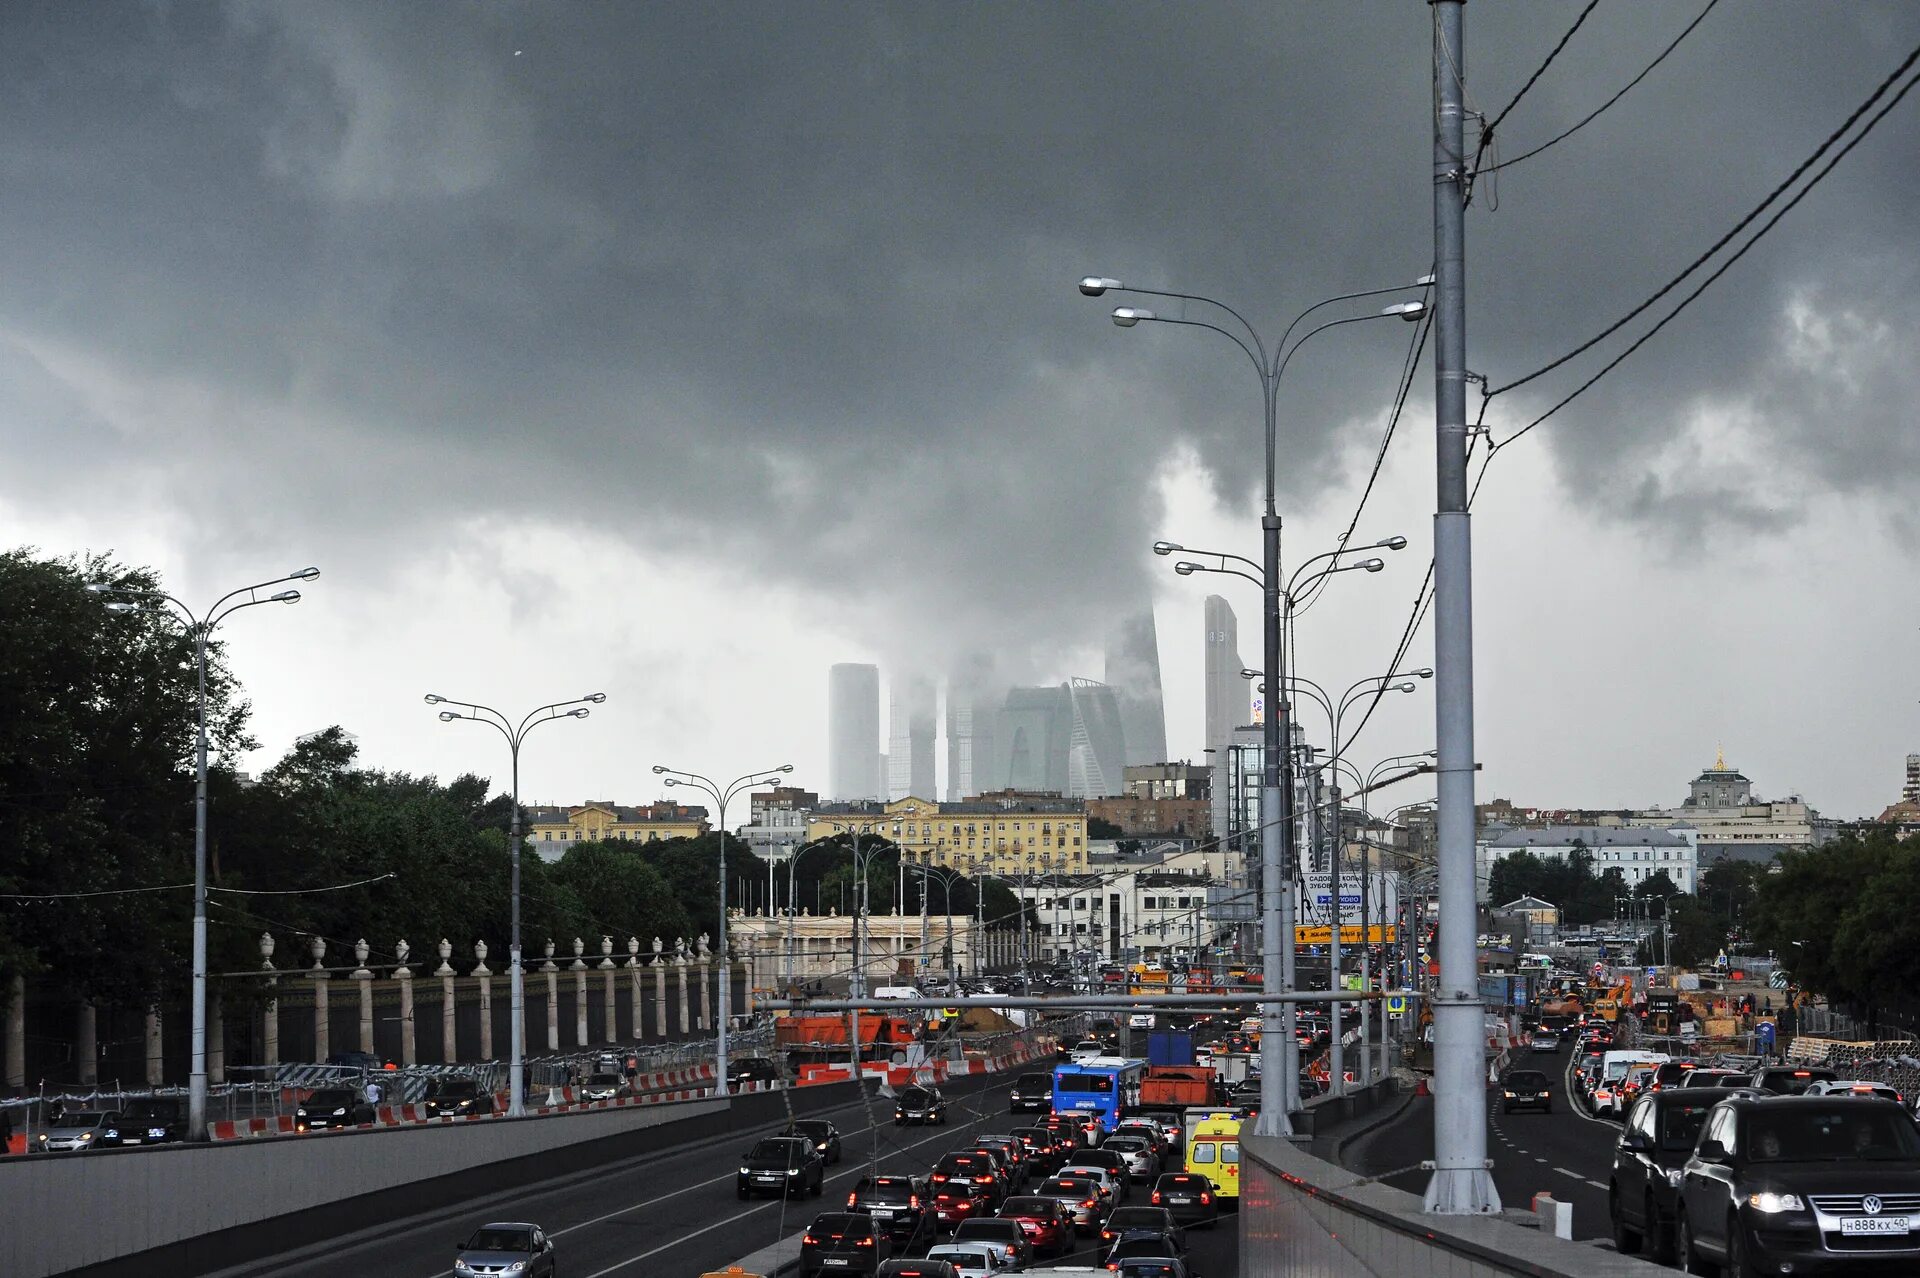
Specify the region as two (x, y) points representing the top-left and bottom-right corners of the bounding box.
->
(1424, 0), (1501, 1215)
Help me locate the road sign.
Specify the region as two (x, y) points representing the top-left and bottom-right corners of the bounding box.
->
(1386, 995), (1406, 1015)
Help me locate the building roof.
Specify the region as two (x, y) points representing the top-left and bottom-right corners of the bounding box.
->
(524, 802), (708, 824)
(1496, 895), (1558, 912)
(1483, 824), (1693, 849)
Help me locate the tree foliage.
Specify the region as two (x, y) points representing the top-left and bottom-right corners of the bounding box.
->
(1486, 845), (1628, 927)
(1749, 828), (1920, 1020)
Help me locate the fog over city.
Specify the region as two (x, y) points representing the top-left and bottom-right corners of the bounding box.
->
(2, 3), (1915, 815)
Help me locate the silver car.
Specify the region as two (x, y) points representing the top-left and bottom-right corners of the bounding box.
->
(34, 1110), (119, 1154)
(1101, 1134), (1160, 1183)
(453, 1221), (557, 1277)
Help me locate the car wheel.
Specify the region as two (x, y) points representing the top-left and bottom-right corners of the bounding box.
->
(1726, 1216), (1762, 1278)
(1676, 1210), (1714, 1276)
(1609, 1189), (1642, 1255)
(737, 1186), (748, 1200)
(1543, 1101), (1552, 1113)
(1645, 1193), (1673, 1264)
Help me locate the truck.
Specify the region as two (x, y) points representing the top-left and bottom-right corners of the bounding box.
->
(773, 1013), (920, 1061)
(1140, 1065), (1218, 1110)
(1146, 1030), (1195, 1067)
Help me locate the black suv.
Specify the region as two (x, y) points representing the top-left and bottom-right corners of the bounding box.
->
(786, 1118), (844, 1164)
(294, 1087), (375, 1132)
(895, 1085), (948, 1126)
(1677, 1095), (1920, 1276)
(425, 1077), (495, 1117)
(730, 1056), (783, 1089)
(1009, 1072), (1053, 1112)
(1500, 1069), (1554, 1114)
(738, 1135), (826, 1199)
(800, 1212), (894, 1278)
(1609, 1088), (1722, 1263)
(847, 1173), (931, 1245)
(1751, 1066), (1840, 1096)
(100, 1098), (184, 1147)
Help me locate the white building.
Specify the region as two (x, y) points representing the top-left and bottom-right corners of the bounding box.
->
(1475, 824), (1701, 903)
(1013, 868), (1222, 963)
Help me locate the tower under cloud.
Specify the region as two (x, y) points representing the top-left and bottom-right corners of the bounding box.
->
(888, 674), (937, 800)
(827, 663), (882, 801)
(1204, 595), (1248, 751)
(1105, 607), (1168, 767)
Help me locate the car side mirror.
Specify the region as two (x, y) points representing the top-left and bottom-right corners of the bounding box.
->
(1621, 1131), (1650, 1152)
(1697, 1139), (1729, 1163)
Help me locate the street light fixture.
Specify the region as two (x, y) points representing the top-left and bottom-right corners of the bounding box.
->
(1078, 276), (1124, 297)
(653, 762), (793, 1098)
(90, 566), (320, 1141)
(1111, 307), (1153, 327)
(1151, 541), (1182, 557)
(429, 691), (605, 1116)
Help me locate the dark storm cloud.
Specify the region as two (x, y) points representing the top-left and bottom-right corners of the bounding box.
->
(1, 2), (1915, 661)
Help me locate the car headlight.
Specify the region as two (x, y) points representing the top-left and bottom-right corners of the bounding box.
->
(788, 1168), (801, 1176)
(79, 1132), (93, 1141)
(332, 1108), (347, 1116)
(507, 1264), (526, 1275)
(1502, 1091), (1515, 1098)
(1748, 1192), (1805, 1214)
(1665, 1168), (1684, 1188)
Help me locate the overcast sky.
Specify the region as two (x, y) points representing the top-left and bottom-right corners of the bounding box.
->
(4, 2), (1916, 820)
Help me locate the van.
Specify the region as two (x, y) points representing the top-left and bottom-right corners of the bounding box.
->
(872, 987), (921, 1001)
(1593, 1050), (1666, 1117)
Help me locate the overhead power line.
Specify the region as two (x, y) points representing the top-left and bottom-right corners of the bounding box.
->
(1473, 0), (1601, 170)
(1477, 0), (1722, 178)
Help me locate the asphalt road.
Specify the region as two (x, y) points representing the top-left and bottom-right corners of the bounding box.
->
(204, 1067), (1241, 1278)
(1344, 1039), (1623, 1242)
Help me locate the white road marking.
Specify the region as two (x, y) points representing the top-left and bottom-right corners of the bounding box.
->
(1555, 1167), (1583, 1179)
(1586, 1178), (1608, 1189)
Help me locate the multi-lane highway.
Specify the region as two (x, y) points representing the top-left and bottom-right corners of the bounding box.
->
(1344, 1039), (1621, 1242)
(205, 1066), (1241, 1278)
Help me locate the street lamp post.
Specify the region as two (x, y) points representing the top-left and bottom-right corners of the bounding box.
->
(428, 691), (605, 1117)
(89, 567), (319, 1141)
(653, 763), (794, 1098)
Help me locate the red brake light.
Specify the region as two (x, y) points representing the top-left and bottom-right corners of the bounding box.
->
(855, 1237), (874, 1247)
(910, 1194), (921, 1208)
(1151, 1191), (1162, 1203)
(1201, 1192), (1212, 1203)
(801, 1234), (817, 1245)
(847, 1191), (857, 1207)
(1085, 1197), (1098, 1207)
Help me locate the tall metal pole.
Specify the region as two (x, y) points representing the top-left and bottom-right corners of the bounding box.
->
(1327, 781), (1344, 1095)
(508, 748), (526, 1116)
(188, 631), (209, 1142)
(1425, 0), (1499, 1214)
(1260, 370), (1299, 1136)
(715, 802), (731, 1099)
(850, 825), (863, 1081)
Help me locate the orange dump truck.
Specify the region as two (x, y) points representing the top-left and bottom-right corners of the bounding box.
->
(1141, 1065), (1219, 1109)
(774, 1013), (919, 1054)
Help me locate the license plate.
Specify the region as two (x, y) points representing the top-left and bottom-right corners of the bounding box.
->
(870, 1208), (892, 1217)
(1166, 1195), (1191, 1204)
(1841, 1217), (1910, 1235)
(756, 1175), (781, 1182)
(823, 1258), (851, 1266)
(122, 1138), (142, 1145)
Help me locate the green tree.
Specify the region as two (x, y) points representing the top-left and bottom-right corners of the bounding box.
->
(1750, 832), (1898, 1006)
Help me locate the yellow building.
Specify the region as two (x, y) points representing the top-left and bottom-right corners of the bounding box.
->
(525, 801), (709, 850)
(805, 793), (1088, 874)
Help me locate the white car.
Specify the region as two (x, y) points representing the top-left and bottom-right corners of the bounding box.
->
(925, 1244), (1001, 1277)
(1805, 1079), (1905, 1105)
(1058, 1162), (1128, 1209)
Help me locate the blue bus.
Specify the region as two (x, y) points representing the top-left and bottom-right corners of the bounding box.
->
(1051, 1057), (1147, 1133)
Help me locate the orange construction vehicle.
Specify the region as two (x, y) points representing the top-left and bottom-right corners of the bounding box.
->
(774, 1013), (919, 1060)
(1141, 1065), (1219, 1109)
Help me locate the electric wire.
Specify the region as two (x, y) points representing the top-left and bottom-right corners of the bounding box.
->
(1472, 0), (1602, 175)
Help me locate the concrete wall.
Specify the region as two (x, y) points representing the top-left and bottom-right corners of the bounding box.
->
(1240, 1132), (1670, 1277)
(8, 1096), (713, 1278)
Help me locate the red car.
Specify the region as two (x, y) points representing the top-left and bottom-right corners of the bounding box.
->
(932, 1185), (995, 1230)
(997, 1196), (1073, 1257)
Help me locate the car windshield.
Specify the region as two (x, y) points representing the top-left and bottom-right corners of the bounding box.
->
(901, 1089), (934, 1104)
(933, 1251), (991, 1269)
(305, 1091), (353, 1106)
(1747, 1107), (1920, 1162)
(1019, 1073), (1048, 1087)
(436, 1080), (479, 1096)
(1106, 1136), (1148, 1151)
(122, 1100), (178, 1119)
(1659, 1102), (1717, 1151)
(1505, 1072), (1548, 1089)
(61, 1112), (107, 1126)
(466, 1228), (532, 1252)
(750, 1139), (801, 1162)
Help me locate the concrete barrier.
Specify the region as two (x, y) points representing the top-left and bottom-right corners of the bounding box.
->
(1239, 1131), (1670, 1276)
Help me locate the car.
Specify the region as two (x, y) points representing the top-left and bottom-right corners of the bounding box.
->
(875, 1261), (960, 1278)
(1010, 1072), (1054, 1112)
(1148, 1172), (1219, 1229)
(1100, 1203), (1184, 1244)
(1115, 1116), (1178, 1157)
(1529, 1028), (1561, 1053)
(933, 1151), (1007, 1206)
(997, 1195), (1074, 1257)
(1059, 1162), (1127, 1209)
(1499, 1069), (1554, 1114)
(1035, 1174), (1105, 1233)
(786, 1118), (845, 1164)
(1014, 1126), (1063, 1175)
(963, 1144), (1018, 1194)
(1608, 1088), (1723, 1263)
(579, 1072), (627, 1101)
(32, 1109), (118, 1154)
(1070, 1146), (1136, 1187)
(452, 1222), (557, 1277)
(1071, 1039), (1107, 1062)
(976, 1135), (1031, 1183)
(1100, 1133), (1162, 1183)
(950, 1217), (1033, 1269)
(1749, 1065), (1839, 1096)
(1806, 1079), (1906, 1105)
(738, 1135), (826, 1199)
(896, 1085), (949, 1126)
(424, 1076), (496, 1117)
(848, 1174), (932, 1245)
(1649, 1060), (1703, 1093)
(294, 1087), (375, 1132)
(729, 1056), (784, 1088)
(1618, 1060), (1663, 1113)
(1105, 1227), (1197, 1276)
(325, 1050), (382, 1073)
(1679, 1068), (1752, 1090)
(801, 1212), (895, 1278)
(99, 1098), (183, 1147)
(1677, 1095), (1920, 1276)
(921, 1244), (996, 1278)
(931, 1183), (995, 1230)
(1112, 1259), (1195, 1278)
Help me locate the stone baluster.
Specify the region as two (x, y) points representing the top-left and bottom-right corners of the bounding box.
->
(625, 937), (643, 1043)
(260, 933), (280, 1069)
(542, 939), (560, 1052)
(571, 937), (589, 1047)
(599, 937), (617, 1045)
(436, 940), (457, 1063)
(353, 939), (375, 1054)
(310, 937), (330, 1062)
(674, 938), (690, 1037)
(651, 938), (667, 1040)
(473, 941), (493, 1061)
(76, 999), (98, 1086)
(395, 939), (416, 1067)
(696, 933), (713, 1032)
(4, 973), (23, 1090)
(144, 1005), (163, 1086)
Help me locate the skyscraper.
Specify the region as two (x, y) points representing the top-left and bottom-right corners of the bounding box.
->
(887, 674), (937, 800)
(827, 663), (882, 801)
(1064, 678), (1128, 798)
(1105, 607), (1168, 767)
(1204, 596), (1248, 752)
(990, 685), (1074, 794)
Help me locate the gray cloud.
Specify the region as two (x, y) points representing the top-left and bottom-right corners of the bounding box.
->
(1, 1), (1916, 676)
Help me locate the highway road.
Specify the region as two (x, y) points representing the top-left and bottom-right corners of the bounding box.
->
(1344, 1038), (1622, 1243)
(204, 1067), (1242, 1278)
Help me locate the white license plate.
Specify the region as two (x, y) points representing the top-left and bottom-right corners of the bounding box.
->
(870, 1208), (893, 1217)
(1166, 1195), (1191, 1204)
(823, 1258), (851, 1266)
(121, 1138), (142, 1145)
(1841, 1217), (1910, 1235)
